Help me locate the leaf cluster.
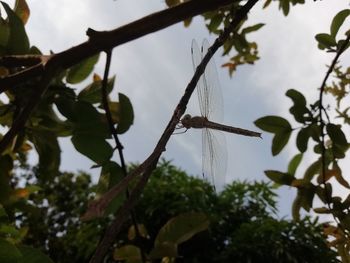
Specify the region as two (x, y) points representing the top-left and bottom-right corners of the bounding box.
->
(254, 8), (350, 260)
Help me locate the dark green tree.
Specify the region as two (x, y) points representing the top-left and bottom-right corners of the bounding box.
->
(14, 161), (338, 263)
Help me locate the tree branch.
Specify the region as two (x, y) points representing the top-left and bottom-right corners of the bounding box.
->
(88, 1), (259, 262)
(0, 0), (238, 155)
(0, 0), (235, 91)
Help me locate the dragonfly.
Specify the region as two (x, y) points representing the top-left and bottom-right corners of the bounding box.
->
(180, 39), (261, 190)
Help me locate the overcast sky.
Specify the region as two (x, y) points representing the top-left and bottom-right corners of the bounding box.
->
(4, 0), (350, 217)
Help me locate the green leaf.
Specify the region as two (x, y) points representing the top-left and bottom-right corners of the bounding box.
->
(337, 39), (350, 52)
(78, 75), (115, 104)
(98, 162), (125, 215)
(73, 101), (102, 123)
(340, 215), (350, 231)
(1, 1), (29, 54)
(113, 245), (142, 263)
(0, 225), (19, 236)
(165, 0), (180, 7)
(288, 153), (303, 176)
(330, 9), (350, 38)
(0, 19), (9, 50)
(149, 243), (177, 259)
(286, 89), (309, 123)
(292, 194), (302, 220)
(263, 0), (272, 8)
(66, 54), (99, 84)
(296, 127), (310, 152)
(280, 0), (289, 16)
(333, 162), (350, 188)
(303, 159), (320, 181)
(0, 204), (8, 220)
(55, 97), (77, 122)
(17, 245), (54, 263)
(71, 135), (113, 164)
(326, 123), (348, 147)
(315, 185), (327, 203)
(315, 33), (337, 49)
(241, 23), (265, 34)
(34, 105), (73, 136)
(298, 187), (315, 211)
(14, 0), (30, 25)
(309, 123), (321, 142)
(30, 130), (60, 177)
(73, 120), (110, 138)
(57, 100), (110, 138)
(343, 194), (350, 209)
(332, 143), (347, 159)
(207, 14), (222, 32)
(264, 170), (295, 185)
(272, 130), (292, 155)
(155, 212), (209, 246)
(128, 225), (148, 241)
(116, 93), (134, 134)
(0, 155), (13, 202)
(254, 116), (292, 133)
(0, 238), (22, 263)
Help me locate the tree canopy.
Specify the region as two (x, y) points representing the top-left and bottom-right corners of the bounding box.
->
(12, 160), (339, 263)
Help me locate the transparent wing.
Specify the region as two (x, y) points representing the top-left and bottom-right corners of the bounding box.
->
(201, 39), (224, 122)
(192, 39), (227, 191)
(191, 39), (208, 118)
(202, 128), (227, 191)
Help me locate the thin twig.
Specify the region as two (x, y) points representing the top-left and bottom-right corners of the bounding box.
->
(100, 50), (146, 263)
(319, 33), (350, 225)
(88, 1), (259, 262)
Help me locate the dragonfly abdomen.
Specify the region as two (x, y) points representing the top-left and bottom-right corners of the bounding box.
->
(205, 120), (261, 138)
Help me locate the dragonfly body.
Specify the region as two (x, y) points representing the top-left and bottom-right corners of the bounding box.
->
(181, 114), (261, 138)
(181, 39), (260, 190)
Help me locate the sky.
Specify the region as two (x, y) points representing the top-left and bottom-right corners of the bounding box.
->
(3, 0), (350, 217)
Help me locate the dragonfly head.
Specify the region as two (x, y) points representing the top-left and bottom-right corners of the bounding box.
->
(180, 114), (192, 129)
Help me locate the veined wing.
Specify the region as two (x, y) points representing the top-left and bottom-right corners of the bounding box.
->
(201, 39), (224, 122)
(192, 39), (228, 191)
(202, 128), (227, 190)
(191, 39), (208, 118)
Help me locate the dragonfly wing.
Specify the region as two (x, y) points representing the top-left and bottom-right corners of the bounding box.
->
(191, 39), (208, 118)
(201, 39), (224, 122)
(202, 128), (227, 191)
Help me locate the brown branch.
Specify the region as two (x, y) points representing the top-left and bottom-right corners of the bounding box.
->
(0, 55), (50, 67)
(0, 0), (238, 155)
(0, 63), (44, 93)
(0, 0), (235, 92)
(89, 161), (157, 263)
(319, 32), (350, 228)
(88, 1), (259, 262)
(0, 55), (51, 93)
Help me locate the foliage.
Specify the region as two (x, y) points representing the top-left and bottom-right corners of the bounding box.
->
(254, 8), (350, 261)
(9, 160), (338, 263)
